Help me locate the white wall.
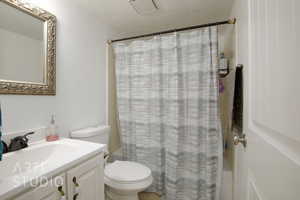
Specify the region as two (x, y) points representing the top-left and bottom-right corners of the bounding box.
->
(0, 0), (113, 137)
(218, 25), (236, 69)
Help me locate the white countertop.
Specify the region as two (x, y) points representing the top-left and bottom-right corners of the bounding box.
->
(0, 138), (106, 200)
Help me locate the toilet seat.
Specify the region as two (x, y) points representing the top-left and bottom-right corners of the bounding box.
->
(104, 161), (153, 191)
(105, 161), (151, 183)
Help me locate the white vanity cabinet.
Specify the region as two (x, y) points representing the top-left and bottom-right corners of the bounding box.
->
(12, 154), (104, 200)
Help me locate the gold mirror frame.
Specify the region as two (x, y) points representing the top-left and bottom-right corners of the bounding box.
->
(0, 0), (56, 95)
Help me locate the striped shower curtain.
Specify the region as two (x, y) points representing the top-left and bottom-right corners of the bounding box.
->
(113, 27), (222, 200)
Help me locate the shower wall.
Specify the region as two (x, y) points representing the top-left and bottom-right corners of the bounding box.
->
(218, 24), (236, 164)
(218, 24), (236, 200)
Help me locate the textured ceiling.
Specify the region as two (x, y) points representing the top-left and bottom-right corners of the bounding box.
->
(73, 0), (234, 39)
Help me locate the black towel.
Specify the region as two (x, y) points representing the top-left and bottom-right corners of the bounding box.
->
(232, 65), (243, 133)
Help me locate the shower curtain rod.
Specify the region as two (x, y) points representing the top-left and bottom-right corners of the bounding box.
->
(109, 18), (236, 43)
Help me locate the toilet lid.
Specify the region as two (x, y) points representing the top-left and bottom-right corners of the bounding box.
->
(105, 161), (151, 183)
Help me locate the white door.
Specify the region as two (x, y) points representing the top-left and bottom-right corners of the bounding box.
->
(67, 155), (104, 200)
(233, 0), (300, 200)
(14, 174), (66, 200)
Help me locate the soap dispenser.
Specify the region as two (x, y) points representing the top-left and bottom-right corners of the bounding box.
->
(46, 115), (59, 142)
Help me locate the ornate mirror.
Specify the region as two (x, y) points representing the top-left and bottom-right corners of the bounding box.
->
(0, 0), (56, 95)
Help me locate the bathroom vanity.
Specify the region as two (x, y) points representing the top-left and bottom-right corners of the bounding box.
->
(0, 139), (106, 200)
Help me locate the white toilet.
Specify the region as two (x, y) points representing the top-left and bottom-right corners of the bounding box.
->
(70, 126), (153, 200)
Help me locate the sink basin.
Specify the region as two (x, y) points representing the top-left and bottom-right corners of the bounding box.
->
(0, 143), (76, 178)
(0, 138), (105, 199)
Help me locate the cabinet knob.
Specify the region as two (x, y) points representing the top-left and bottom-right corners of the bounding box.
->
(73, 177), (80, 200)
(73, 193), (79, 200)
(58, 186), (65, 198)
(73, 177), (79, 187)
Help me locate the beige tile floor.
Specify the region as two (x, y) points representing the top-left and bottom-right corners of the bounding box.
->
(139, 192), (160, 200)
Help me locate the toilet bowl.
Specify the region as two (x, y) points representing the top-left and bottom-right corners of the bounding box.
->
(104, 160), (153, 200)
(70, 126), (153, 200)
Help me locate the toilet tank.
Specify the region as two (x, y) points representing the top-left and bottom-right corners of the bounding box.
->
(70, 126), (110, 145)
